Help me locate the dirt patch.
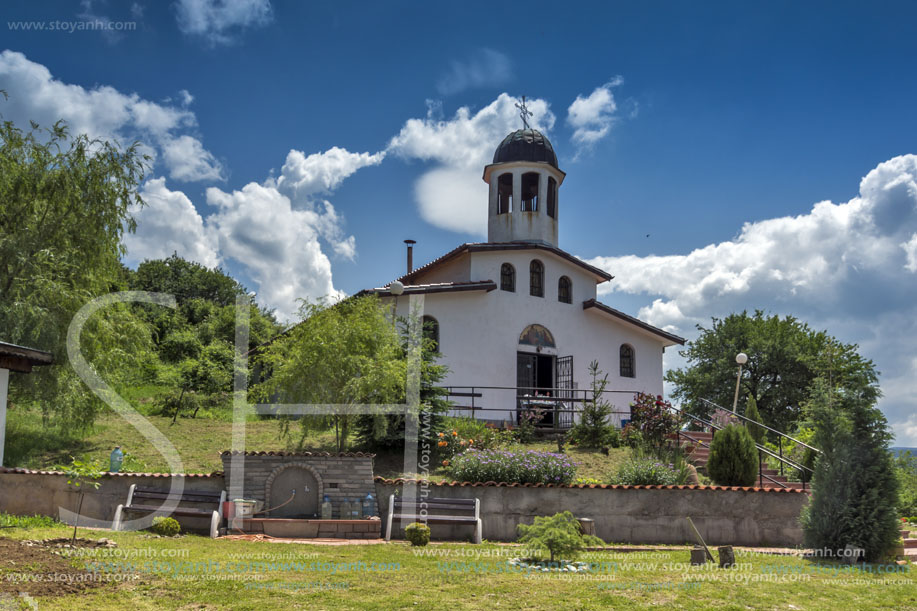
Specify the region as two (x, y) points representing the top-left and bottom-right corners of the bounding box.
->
(0, 537), (124, 597)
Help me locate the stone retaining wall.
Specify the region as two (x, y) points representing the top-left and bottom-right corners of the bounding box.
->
(220, 452), (376, 518)
(375, 479), (810, 547)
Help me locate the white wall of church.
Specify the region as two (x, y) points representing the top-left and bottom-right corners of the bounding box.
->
(388, 250), (671, 424)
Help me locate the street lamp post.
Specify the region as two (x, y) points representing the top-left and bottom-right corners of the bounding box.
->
(732, 352), (748, 413)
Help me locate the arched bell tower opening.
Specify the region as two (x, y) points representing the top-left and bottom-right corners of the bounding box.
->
(484, 128), (566, 246)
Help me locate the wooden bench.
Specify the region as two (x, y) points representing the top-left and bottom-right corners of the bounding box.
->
(112, 485), (225, 538)
(385, 495), (481, 544)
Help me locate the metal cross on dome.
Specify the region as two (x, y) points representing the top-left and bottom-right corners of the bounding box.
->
(515, 96), (533, 129)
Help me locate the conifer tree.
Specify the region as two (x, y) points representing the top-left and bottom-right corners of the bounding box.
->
(744, 394), (765, 444)
(801, 379), (901, 562)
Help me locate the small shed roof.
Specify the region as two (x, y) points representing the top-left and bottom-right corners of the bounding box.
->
(0, 341), (54, 373)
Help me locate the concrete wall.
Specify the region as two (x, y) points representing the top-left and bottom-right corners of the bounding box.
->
(0, 470), (808, 547)
(0, 470), (224, 532)
(375, 480), (810, 547)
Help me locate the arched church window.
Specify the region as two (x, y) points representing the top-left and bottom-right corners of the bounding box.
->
(423, 315), (439, 352)
(521, 172), (539, 212)
(501, 263), (515, 292)
(620, 344), (635, 378)
(558, 276), (572, 304)
(497, 173), (513, 214)
(547, 177), (557, 219)
(529, 260), (544, 297)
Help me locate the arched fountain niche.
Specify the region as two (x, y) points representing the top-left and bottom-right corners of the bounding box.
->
(264, 463), (322, 518)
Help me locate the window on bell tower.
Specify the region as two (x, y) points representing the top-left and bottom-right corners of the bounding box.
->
(547, 177), (557, 219)
(497, 173), (513, 214)
(521, 172), (539, 212)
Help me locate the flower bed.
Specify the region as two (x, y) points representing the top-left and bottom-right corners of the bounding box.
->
(446, 449), (577, 485)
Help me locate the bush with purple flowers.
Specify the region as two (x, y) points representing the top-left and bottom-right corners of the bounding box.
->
(446, 449), (578, 485)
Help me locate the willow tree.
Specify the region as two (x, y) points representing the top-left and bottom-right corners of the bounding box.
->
(0, 111), (151, 430)
(252, 296), (406, 452)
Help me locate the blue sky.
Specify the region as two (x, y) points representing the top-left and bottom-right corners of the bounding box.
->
(3, 1), (917, 444)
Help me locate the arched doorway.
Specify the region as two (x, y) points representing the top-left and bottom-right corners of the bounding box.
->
(516, 324), (571, 429)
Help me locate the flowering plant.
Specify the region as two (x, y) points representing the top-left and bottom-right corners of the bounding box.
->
(436, 430), (476, 464)
(624, 392), (682, 451)
(446, 449), (578, 485)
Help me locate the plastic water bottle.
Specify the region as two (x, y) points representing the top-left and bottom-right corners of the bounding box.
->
(362, 493), (375, 518)
(109, 446), (124, 473)
(350, 498), (361, 519)
(321, 495), (332, 520)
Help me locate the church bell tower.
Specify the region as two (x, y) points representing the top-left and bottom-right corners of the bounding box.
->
(483, 99), (566, 247)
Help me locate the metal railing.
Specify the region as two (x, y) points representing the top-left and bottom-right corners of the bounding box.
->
(441, 386), (818, 489)
(443, 385), (633, 434)
(667, 402), (815, 490)
(697, 398), (819, 481)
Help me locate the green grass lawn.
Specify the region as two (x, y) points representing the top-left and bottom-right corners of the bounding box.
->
(0, 520), (914, 610)
(6, 404), (636, 482)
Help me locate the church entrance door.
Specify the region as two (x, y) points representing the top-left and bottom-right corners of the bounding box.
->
(516, 352), (555, 427)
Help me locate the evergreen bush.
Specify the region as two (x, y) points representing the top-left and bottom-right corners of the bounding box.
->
(150, 516), (181, 537)
(516, 511), (604, 563)
(706, 424), (759, 486)
(404, 522), (431, 546)
(566, 361), (619, 449)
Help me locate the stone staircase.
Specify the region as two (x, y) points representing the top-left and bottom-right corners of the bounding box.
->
(899, 527), (917, 561)
(670, 431), (809, 490)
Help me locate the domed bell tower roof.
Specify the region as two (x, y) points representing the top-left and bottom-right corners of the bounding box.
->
(492, 129), (558, 168)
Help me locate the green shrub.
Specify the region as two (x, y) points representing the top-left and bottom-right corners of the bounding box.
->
(404, 522), (430, 546)
(444, 416), (488, 441)
(895, 451), (917, 517)
(706, 424), (759, 486)
(446, 449), (577, 485)
(612, 456), (683, 486)
(743, 395), (766, 444)
(150, 516), (181, 537)
(516, 511), (604, 563)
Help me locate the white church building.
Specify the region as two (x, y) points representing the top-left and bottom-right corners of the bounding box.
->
(363, 127), (684, 428)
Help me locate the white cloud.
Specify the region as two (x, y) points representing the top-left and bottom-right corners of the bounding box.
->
(161, 135), (225, 182)
(175, 0), (272, 45)
(0, 50), (222, 183)
(566, 79), (622, 150)
(903, 233), (917, 272)
(123, 178), (220, 268)
(414, 167), (489, 235)
(276, 147), (385, 200)
(206, 182), (345, 320)
(586, 154), (917, 445)
(388, 93), (555, 237)
(78, 0), (133, 44)
(436, 49), (513, 96)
